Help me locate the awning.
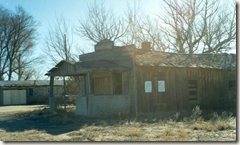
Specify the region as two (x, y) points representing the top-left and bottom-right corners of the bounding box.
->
(46, 60), (130, 76)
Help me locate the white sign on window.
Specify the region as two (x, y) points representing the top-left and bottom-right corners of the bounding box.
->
(145, 81), (152, 93)
(158, 81), (165, 92)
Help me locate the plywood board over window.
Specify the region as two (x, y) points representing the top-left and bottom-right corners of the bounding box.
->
(94, 76), (111, 95)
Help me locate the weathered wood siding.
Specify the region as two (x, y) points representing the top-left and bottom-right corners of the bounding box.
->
(137, 66), (236, 113)
(80, 47), (140, 113)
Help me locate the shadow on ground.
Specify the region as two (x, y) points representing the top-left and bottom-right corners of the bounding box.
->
(0, 115), (98, 135)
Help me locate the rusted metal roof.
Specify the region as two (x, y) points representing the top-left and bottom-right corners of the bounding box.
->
(0, 80), (63, 87)
(136, 52), (236, 70)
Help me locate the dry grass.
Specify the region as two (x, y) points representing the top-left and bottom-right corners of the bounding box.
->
(0, 129), (52, 141)
(125, 127), (143, 137)
(1, 105), (236, 141)
(175, 129), (188, 141)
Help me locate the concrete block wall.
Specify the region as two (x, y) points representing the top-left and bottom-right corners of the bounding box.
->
(87, 95), (130, 118)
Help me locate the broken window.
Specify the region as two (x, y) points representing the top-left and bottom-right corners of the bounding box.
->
(113, 72), (122, 94)
(188, 80), (198, 101)
(94, 76), (111, 95)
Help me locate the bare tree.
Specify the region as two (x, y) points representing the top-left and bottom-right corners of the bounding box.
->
(0, 5), (11, 80)
(0, 5), (39, 80)
(201, 0), (236, 53)
(156, 0), (236, 54)
(43, 15), (78, 64)
(120, 0), (166, 51)
(76, 0), (128, 44)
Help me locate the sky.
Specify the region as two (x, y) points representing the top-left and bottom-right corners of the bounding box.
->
(0, 0), (163, 79)
(0, 0), (237, 80)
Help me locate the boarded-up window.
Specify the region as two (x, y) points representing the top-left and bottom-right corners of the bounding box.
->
(188, 80), (198, 101)
(113, 73), (122, 94)
(229, 80), (236, 99)
(94, 76), (111, 95)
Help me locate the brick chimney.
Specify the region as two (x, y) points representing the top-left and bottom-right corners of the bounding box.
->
(142, 42), (151, 51)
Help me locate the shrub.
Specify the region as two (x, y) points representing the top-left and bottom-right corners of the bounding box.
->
(190, 105), (203, 122)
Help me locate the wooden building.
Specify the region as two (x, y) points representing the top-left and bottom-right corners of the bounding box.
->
(47, 40), (236, 117)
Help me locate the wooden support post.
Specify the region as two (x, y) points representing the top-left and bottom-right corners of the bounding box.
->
(49, 76), (56, 112)
(133, 46), (138, 116)
(87, 72), (92, 95)
(80, 76), (85, 96)
(63, 76), (66, 112)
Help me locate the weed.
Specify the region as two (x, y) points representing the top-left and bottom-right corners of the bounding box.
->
(190, 105), (203, 122)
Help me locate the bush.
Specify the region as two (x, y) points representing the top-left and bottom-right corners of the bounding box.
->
(190, 105), (203, 122)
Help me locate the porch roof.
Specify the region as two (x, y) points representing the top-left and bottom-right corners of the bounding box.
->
(46, 60), (130, 76)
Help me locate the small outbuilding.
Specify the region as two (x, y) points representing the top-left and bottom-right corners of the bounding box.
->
(47, 40), (236, 117)
(0, 80), (63, 105)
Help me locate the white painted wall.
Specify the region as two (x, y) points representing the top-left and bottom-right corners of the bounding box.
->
(3, 90), (26, 105)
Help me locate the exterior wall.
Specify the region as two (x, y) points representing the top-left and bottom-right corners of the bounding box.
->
(137, 66), (236, 113)
(0, 88), (3, 105)
(0, 86), (63, 105)
(75, 96), (88, 116)
(0, 88), (27, 105)
(87, 94), (130, 118)
(27, 86), (63, 104)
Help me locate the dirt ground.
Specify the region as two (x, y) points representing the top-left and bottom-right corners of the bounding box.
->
(0, 105), (236, 141)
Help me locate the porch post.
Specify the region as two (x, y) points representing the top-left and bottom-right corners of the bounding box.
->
(87, 72), (92, 95)
(80, 76), (86, 96)
(133, 46), (138, 116)
(63, 76), (66, 112)
(49, 76), (56, 112)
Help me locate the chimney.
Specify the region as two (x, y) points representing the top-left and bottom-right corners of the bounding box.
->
(95, 39), (114, 52)
(142, 42), (151, 51)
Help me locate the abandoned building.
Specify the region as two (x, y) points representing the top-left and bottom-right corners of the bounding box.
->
(46, 39), (236, 117)
(0, 80), (63, 105)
